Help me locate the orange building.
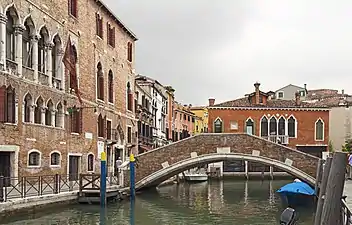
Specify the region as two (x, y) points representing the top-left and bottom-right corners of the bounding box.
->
(208, 82), (330, 157)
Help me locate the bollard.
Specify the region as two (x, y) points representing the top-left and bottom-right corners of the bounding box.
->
(100, 152), (107, 208)
(130, 153), (136, 200)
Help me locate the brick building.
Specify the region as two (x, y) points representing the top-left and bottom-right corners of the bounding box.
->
(208, 82), (330, 163)
(0, 0), (138, 180)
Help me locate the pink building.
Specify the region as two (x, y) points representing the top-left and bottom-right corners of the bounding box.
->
(172, 102), (195, 141)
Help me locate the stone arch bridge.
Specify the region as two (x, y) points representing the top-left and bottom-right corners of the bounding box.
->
(129, 133), (320, 191)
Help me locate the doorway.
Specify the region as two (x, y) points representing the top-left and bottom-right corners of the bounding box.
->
(69, 155), (80, 181)
(0, 152), (11, 186)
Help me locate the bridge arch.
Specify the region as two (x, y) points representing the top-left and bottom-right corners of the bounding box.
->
(136, 153), (316, 191)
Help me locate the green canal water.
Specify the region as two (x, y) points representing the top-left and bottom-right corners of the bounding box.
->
(1, 180), (315, 225)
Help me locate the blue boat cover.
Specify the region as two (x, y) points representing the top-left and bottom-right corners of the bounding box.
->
(276, 182), (315, 196)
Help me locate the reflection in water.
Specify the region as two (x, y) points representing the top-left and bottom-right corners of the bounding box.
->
(1, 180), (315, 225)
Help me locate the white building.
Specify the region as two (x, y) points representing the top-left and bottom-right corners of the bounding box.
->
(135, 75), (168, 148)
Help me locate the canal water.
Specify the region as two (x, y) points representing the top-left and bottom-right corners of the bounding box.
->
(1, 180), (315, 225)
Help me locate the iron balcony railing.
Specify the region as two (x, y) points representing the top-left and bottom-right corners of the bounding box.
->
(262, 135), (289, 144)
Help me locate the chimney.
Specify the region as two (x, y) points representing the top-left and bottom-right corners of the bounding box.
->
(342, 89), (345, 95)
(304, 84), (307, 90)
(208, 98), (215, 106)
(295, 91), (301, 106)
(254, 82), (260, 104)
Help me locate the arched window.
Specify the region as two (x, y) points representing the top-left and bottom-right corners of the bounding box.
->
(34, 96), (44, 124)
(97, 63), (104, 100)
(315, 119), (324, 141)
(38, 27), (49, 73)
(127, 82), (133, 111)
(127, 42), (133, 62)
(1, 85), (16, 123)
(108, 70), (113, 103)
(269, 117), (277, 135)
(50, 152), (61, 166)
(23, 17), (35, 68)
(214, 118), (222, 133)
(245, 118), (254, 135)
(28, 150), (41, 167)
(288, 116), (296, 138)
(24, 93), (32, 123)
(52, 35), (62, 89)
(55, 102), (64, 128)
(5, 10), (16, 61)
(87, 154), (94, 172)
(260, 116), (268, 137)
(278, 117), (286, 135)
(45, 100), (54, 126)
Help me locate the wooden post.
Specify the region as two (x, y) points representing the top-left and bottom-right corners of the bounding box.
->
(321, 152), (348, 225)
(314, 157), (332, 225)
(315, 159), (324, 196)
(245, 161), (249, 180)
(269, 166), (274, 180)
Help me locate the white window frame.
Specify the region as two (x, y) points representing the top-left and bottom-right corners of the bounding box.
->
(315, 118), (324, 141)
(287, 115), (298, 138)
(259, 115), (268, 137)
(277, 116), (287, 136)
(245, 117), (254, 135)
(277, 91), (284, 99)
(230, 121), (238, 130)
(49, 150), (61, 168)
(87, 153), (95, 172)
(268, 116), (278, 136)
(213, 117), (223, 133)
(27, 149), (42, 168)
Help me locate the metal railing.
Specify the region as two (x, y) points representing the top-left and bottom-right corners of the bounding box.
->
(341, 198), (352, 225)
(263, 135), (289, 144)
(0, 173), (120, 203)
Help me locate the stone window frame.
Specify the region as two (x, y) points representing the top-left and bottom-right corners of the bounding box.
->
(107, 70), (114, 104)
(315, 118), (324, 141)
(287, 115), (297, 138)
(68, 0), (78, 18)
(278, 116), (286, 136)
(245, 117), (254, 135)
(87, 153), (95, 172)
(0, 85), (17, 124)
(260, 115), (268, 137)
(213, 117), (223, 133)
(27, 149), (42, 168)
(230, 121), (238, 130)
(49, 150), (61, 168)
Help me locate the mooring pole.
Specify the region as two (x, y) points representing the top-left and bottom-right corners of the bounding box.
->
(321, 152), (348, 225)
(314, 159), (324, 196)
(100, 151), (107, 208)
(314, 157), (332, 225)
(130, 153), (136, 200)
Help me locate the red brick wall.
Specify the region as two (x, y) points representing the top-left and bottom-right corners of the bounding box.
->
(208, 108), (329, 148)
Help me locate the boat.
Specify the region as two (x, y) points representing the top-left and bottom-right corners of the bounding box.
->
(182, 168), (208, 182)
(277, 179), (316, 207)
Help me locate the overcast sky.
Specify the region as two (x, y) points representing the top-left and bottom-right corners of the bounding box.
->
(104, 0), (352, 106)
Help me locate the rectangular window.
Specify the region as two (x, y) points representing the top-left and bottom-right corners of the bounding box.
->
(96, 13), (103, 38)
(106, 120), (112, 139)
(68, 0), (78, 18)
(230, 121), (238, 130)
(278, 92), (284, 98)
(70, 109), (82, 134)
(107, 23), (115, 47)
(127, 127), (132, 143)
(127, 42), (133, 62)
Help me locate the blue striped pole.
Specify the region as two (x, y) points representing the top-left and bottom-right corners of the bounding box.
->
(130, 153), (136, 200)
(100, 152), (107, 208)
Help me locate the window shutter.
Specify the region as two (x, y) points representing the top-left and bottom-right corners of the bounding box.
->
(106, 23), (109, 44)
(73, 0), (78, 18)
(0, 86), (5, 122)
(103, 116), (106, 138)
(99, 77), (104, 100)
(100, 19), (103, 38)
(112, 27), (115, 47)
(79, 109), (83, 134)
(70, 113), (74, 133)
(96, 14), (99, 35)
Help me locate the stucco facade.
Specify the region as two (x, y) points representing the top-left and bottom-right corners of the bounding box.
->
(0, 0), (138, 179)
(191, 106), (208, 134)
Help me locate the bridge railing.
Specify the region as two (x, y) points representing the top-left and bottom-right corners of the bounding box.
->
(342, 199), (352, 225)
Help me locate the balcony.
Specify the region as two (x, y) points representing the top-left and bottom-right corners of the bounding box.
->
(139, 136), (153, 145)
(38, 72), (49, 86)
(52, 77), (62, 90)
(6, 59), (18, 76)
(22, 66), (34, 81)
(264, 135), (289, 145)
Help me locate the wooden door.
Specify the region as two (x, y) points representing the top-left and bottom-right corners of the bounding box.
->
(0, 152), (11, 186)
(69, 156), (79, 181)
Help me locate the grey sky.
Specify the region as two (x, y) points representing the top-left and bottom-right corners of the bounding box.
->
(104, 0), (352, 106)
